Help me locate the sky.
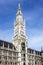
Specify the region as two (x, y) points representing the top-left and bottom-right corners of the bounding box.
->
(0, 0), (43, 51)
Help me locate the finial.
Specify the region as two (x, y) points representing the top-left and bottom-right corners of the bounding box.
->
(16, 3), (22, 16)
(18, 3), (21, 10)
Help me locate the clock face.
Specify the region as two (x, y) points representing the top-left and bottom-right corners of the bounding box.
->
(21, 42), (25, 52)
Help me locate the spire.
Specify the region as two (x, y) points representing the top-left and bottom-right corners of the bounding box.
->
(18, 3), (21, 10)
(16, 3), (22, 16)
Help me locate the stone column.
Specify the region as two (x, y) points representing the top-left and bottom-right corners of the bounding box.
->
(25, 41), (28, 65)
(34, 50), (35, 65)
(18, 45), (21, 65)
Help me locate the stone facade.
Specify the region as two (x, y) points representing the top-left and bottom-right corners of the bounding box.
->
(0, 4), (43, 65)
(0, 40), (43, 65)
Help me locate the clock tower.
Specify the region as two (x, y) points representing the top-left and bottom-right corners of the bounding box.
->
(13, 3), (28, 65)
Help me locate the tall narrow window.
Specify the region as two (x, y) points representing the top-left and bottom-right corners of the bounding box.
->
(21, 42), (25, 52)
(23, 63), (25, 65)
(0, 61), (1, 64)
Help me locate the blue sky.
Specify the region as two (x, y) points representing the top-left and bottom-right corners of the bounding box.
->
(0, 0), (43, 51)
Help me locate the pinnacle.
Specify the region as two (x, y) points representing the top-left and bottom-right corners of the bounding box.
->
(16, 3), (22, 16)
(18, 3), (21, 10)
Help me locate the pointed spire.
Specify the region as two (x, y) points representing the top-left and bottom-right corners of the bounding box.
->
(16, 3), (22, 16)
(18, 3), (21, 10)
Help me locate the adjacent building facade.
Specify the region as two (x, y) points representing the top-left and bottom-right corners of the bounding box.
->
(0, 4), (43, 65)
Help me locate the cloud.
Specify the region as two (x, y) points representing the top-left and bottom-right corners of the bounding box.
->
(0, 29), (13, 42)
(27, 28), (43, 50)
(24, 6), (43, 30)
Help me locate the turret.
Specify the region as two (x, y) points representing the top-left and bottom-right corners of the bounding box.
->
(16, 3), (23, 22)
